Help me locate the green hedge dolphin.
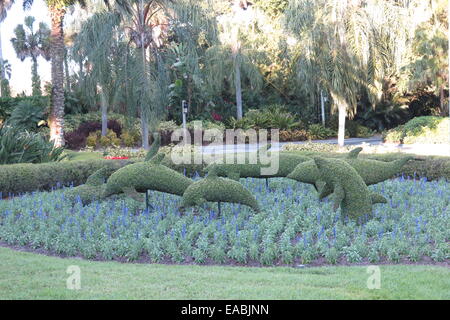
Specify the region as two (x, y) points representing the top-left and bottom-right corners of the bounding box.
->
(103, 153), (193, 201)
(287, 148), (413, 197)
(180, 165), (260, 213)
(205, 145), (311, 181)
(314, 157), (387, 220)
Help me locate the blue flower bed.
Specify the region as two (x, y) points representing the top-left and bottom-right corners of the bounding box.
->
(0, 177), (449, 265)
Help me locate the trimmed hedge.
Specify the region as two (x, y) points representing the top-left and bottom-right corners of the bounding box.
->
(0, 159), (132, 195)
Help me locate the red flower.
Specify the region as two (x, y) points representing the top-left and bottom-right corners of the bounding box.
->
(211, 112), (223, 122)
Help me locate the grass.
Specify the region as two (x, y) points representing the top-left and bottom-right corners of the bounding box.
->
(63, 150), (103, 161)
(0, 247), (448, 300)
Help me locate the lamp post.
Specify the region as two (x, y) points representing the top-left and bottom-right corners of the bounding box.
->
(182, 100), (188, 143)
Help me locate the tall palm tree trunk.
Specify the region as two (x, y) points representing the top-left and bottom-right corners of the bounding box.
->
(48, 7), (66, 147)
(337, 104), (346, 147)
(31, 56), (41, 96)
(234, 55), (243, 120)
(0, 28), (4, 97)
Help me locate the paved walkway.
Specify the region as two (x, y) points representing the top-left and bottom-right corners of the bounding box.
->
(200, 135), (450, 157)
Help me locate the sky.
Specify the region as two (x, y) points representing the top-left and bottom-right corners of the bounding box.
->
(1, 0), (51, 96)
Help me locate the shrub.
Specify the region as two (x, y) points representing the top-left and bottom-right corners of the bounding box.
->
(86, 132), (98, 148)
(227, 106), (302, 131)
(383, 116), (450, 144)
(0, 159), (133, 194)
(346, 120), (375, 138)
(279, 129), (309, 142)
(99, 135), (110, 148)
(9, 101), (46, 131)
(0, 95), (49, 123)
(65, 130), (88, 150)
(121, 131), (137, 147)
(308, 124), (336, 139)
(158, 120), (179, 131)
(383, 126), (404, 144)
(283, 142), (353, 153)
(0, 125), (65, 164)
(64, 112), (137, 134)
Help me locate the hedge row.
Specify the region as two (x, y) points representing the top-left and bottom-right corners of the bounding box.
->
(0, 160), (132, 196)
(0, 152), (449, 196)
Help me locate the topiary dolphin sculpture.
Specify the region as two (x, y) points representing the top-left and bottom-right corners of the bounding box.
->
(287, 147), (413, 197)
(65, 160), (132, 205)
(313, 157), (387, 220)
(205, 145), (311, 181)
(103, 153), (193, 201)
(180, 165), (260, 213)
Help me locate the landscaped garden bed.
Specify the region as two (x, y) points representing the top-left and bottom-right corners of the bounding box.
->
(1, 176), (448, 266)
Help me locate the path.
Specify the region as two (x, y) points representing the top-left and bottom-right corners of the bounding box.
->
(200, 135), (450, 157)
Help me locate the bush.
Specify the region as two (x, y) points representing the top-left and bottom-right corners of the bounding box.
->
(383, 125), (404, 144)
(9, 101), (46, 131)
(227, 106), (302, 131)
(64, 112), (137, 134)
(0, 125), (65, 164)
(383, 117), (450, 144)
(86, 132), (98, 148)
(65, 130), (88, 150)
(65, 120), (123, 150)
(0, 159), (132, 194)
(308, 124), (336, 140)
(0, 95), (49, 123)
(121, 131), (137, 147)
(279, 129), (309, 142)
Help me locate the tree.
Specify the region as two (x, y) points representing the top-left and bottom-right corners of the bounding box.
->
(22, 0), (88, 147)
(11, 16), (51, 95)
(403, 0), (448, 116)
(72, 10), (124, 136)
(285, 0), (417, 146)
(107, 0), (174, 149)
(0, 0), (14, 97)
(0, 58), (11, 96)
(205, 0), (263, 119)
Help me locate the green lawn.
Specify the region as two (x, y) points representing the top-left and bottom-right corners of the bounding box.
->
(63, 150), (103, 161)
(0, 247), (448, 299)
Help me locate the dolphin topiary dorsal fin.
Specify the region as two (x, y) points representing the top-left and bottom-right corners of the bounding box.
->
(205, 164), (219, 178)
(149, 152), (165, 165)
(371, 193), (387, 204)
(346, 147), (363, 159)
(145, 132), (161, 161)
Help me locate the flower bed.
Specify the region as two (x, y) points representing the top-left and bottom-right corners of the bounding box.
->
(0, 177), (448, 266)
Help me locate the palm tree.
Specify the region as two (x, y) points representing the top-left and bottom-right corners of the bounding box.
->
(72, 10), (125, 136)
(0, 58), (11, 96)
(11, 16), (51, 95)
(0, 0), (14, 97)
(21, 0), (88, 147)
(285, 0), (379, 146)
(108, 0), (173, 149)
(205, 1), (263, 120)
